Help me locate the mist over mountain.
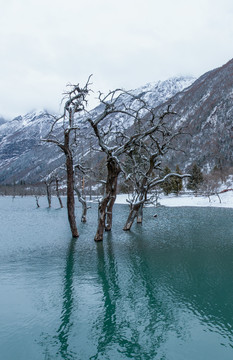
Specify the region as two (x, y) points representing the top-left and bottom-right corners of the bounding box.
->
(0, 58), (232, 185)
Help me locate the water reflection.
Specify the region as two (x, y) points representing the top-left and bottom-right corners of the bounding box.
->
(56, 238), (77, 360)
(91, 230), (181, 359)
(90, 211), (233, 358)
(120, 230), (182, 359)
(2, 199), (233, 359)
(124, 217), (233, 350)
(91, 233), (120, 359)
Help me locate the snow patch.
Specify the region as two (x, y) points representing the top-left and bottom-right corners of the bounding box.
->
(115, 192), (233, 208)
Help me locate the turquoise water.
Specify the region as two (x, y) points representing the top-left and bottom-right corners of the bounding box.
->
(1, 196), (233, 359)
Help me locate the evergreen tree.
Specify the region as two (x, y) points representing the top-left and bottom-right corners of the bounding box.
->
(161, 166), (173, 195)
(187, 163), (203, 192)
(171, 165), (183, 195)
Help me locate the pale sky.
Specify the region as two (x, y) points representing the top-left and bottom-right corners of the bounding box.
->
(0, 0), (232, 119)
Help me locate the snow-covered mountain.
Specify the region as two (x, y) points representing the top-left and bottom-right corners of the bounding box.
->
(0, 76), (195, 184)
(0, 58), (232, 186)
(0, 117), (6, 126)
(0, 110), (64, 183)
(153, 58), (233, 172)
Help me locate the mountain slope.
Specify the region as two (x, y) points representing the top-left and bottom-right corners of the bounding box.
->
(0, 117), (6, 126)
(0, 110), (63, 183)
(0, 57), (232, 186)
(155, 58), (233, 171)
(0, 77), (195, 184)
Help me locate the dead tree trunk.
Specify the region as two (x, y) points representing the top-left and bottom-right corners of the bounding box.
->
(55, 178), (63, 208)
(105, 162), (120, 231)
(94, 158), (120, 241)
(45, 180), (52, 208)
(123, 202), (142, 231)
(80, 196), (87, 223)
(123, 188), (147, 230)
(35, 196), (40, 208)
(42, 77), (93, 238)
(74, 186), (88, 223)
(136, 191), (149, 223)
(137, 203), (143, 223)
(95, 196), (110, 241)
(124, 173), (191, 231)
(66, 151), (79, 238)
(105, 194), (116, 231)
(89, 88), (177, 240)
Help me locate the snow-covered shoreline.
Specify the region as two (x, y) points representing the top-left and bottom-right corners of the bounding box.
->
(2, 192), (232, 209)
(115, 192), (233, 208)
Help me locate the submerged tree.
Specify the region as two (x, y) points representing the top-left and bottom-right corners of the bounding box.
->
(55, 176), (64, 208)
(74, 162), (91, 223)
(35, 195), (40, 208)
(44, 177), (53, 208)
(42, 79), (190, 239)
(43, 76), (92, 238)
(87, 92), (124, 241)
(43, 167), (64, 209)
(121, 107), (190, 230)
(87, 91), (178, 241)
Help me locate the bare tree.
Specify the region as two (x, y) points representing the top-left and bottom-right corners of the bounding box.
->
(88, 138), (93, 200)
(44, 178), (53, 208)
(87, 91), (182, 241)
(42, 76), (92, 238)
(87, 90), (140, 240)
(44, 167), (65, 208)
(55, 177), (64, 208)
(74, 162), (91, 223)
(35, 196), (40, 208)
(200, 173), (222, 203)
(122, 108), (191, 230)
(124, 171), (190, 230)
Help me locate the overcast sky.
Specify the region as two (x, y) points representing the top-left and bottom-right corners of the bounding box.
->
(0, 0), (232, 119)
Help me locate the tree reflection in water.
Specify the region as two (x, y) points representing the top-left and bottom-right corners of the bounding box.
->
(56, 238), (77, 360)
(39, 206), (233, 359)
(91, 233), (120, 359)
(118, 229), (182, 359)
(90, 231), (179, 359)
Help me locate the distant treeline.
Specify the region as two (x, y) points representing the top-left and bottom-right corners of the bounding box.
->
(0, 182), (66, 196)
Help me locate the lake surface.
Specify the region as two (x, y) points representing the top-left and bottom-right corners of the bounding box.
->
(1, 196), (233, 360)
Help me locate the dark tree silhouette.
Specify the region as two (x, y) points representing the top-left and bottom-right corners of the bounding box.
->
(43, 76), (92, 237)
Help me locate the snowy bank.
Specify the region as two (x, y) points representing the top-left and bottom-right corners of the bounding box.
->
(115, 192), (233, 208)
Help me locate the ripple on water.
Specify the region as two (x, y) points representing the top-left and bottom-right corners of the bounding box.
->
(1, 198), (233, 359)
